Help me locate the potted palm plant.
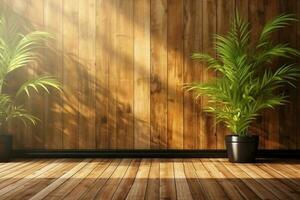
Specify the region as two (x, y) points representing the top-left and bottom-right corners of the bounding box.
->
(185, 13), (300, 163)
(0, 16), (61, 162)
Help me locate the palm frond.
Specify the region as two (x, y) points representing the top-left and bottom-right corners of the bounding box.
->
(257, 14), (296, 49)
(16, 75), (61, 98)
(185, 12), (300, 135)
(7, 31), (52, 73)
(0, 95), (37, 126)
(0, 15), (60, 129)
(254, 43), (300, 66)
(5, 105), (38, 126)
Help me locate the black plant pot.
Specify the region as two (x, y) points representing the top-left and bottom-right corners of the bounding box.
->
(0, 134), (13, 162)
(225, 135), (259, 163)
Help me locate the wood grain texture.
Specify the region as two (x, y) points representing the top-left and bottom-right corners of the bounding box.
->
(2, 0), (300, 150)
(297, 0), (300, 149)
(167, 0), (184, 149)
(2, 0), (28, 149)
(0, 159), (299, 199)
(183, 0), (201, 149)
(201, 0), (217, 149)
(216, 0), (234, 149)
(134, 0), (151, 149)
(78, 0), (96, 149)
(278, 0), (298, 150)
(62, 0), (79, 149)
(115, 0), (134, 149)
(249, 0), (267, 149)
(44, 0), (63, 149)
(26, 0), (45, 149)
(263, 0), (280, 149)
(95, 0), (116, 149)
(150, 0), (168, 149)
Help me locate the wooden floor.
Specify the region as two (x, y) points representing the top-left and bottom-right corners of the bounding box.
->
(0, 159), (299, 200)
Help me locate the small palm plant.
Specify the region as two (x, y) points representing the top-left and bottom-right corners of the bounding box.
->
(185, 13), (300, 136)
(0, 16), (61, 130)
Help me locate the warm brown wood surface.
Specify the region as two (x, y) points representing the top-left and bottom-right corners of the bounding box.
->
(1, 0), (300, 150)
(0, 159), (298, 199)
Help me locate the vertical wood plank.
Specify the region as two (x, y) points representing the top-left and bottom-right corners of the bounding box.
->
(96, 0), (117, 149)
(167, 0), (184, 149)
(78, 0), (96, 149)
(216, 0), (235, 149)
(183, 0), (199, 149)
(26, 0), (45, 149)
(133, 0), (151, 149)
(263, 0), (280, 149)
(44, 0), (63, 149)
(235, 0), (248, 20)
(150, 0), (168, 149)
(115, 0), (134, 149)
(62, 0), (79, 149)
(193, 0), (204, 150)
(279, 0), (298, 150)
(297, 0), (300, 149)
(202, 0), (217, 149)
(95, 0), (108, 149)
(248, 0), (266, 149)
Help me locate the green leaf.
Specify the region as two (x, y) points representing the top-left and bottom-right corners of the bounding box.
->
(16, 75), (62, 98)
(258, 14), (297, 49)
(184, 12), (300, 136)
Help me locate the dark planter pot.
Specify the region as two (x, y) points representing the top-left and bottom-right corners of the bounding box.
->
(0, 134), (13, 162)
(225, 135), (259, 163)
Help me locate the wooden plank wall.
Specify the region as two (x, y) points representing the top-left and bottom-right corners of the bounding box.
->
(1, 0), (300, 150)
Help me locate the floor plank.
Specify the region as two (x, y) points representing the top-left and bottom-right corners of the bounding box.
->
(263, 162), (300, 187)
(237, 163), (291, 199)
(112, 159), (141, 200)
(0, 160), (51, 199)
(80, 159), (121, 199)
(193, 159), (229, 199)
(145, 159), (160, 200)
(96, 159), (131, 199)
(4, 159), (78, 200)
(258, 163), (300, 194)
(0, 160), (29, 173)
(44, 159), (100, 199)
(29, 159), (91, 200)
(182, 159), (206, 199)
(160, 159), (177, 200)
(174, 159), (193, 200)
(211, 159), (260, 200)
(0, 160), (38, 178)
(0, 160), (49, 191)
(244, 163), (299, 200)
(125, 159), (151, 200)
(64, 159), (112, 199)
(0, 158), (298, 200)
(201, 159), (244, 199)
(221, 159), (280, 200)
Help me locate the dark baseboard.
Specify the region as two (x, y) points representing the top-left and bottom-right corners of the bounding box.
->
(12, 149), (300, 158)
